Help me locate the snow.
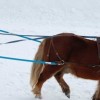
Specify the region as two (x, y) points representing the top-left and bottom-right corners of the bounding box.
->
(0, 0), (100, 100)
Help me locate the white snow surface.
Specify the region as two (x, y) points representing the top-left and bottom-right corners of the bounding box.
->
(0, 0), (100, 100)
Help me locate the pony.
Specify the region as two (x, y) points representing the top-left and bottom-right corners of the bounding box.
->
(30, 33), (100, 100)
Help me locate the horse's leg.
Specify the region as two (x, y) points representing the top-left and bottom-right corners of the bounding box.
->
(32, 65), (63, 98)
(92, 80), (100, 100)
(54, 71), (70, 98)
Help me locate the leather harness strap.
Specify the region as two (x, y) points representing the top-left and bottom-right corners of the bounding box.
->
(97, 37), (100, 60)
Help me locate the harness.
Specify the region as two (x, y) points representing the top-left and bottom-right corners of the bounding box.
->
(97, 37), (100, 60)
(0, 29), (100, 66)
(47, 36), (100, 67)
(47, 37), (65, 65)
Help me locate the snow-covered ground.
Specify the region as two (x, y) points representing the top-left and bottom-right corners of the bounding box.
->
(0, 0), (100, 100)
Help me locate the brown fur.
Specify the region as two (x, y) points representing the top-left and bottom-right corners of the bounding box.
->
(30, 33), (100, 100)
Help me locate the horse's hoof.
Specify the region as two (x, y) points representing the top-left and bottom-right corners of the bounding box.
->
(35, 94), (42, 99)
(63, 89), (70, 98)
(65, 92), (70, 98)
(66, 93), (70, 98)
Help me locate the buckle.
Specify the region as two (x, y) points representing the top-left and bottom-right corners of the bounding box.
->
(56, 60), (65, 65)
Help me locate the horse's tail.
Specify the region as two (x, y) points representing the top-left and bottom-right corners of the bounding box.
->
(30, 39), (46, 88)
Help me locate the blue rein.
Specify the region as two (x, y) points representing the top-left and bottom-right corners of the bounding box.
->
(0, 29), (98, 65)
(0, 56), (57, 65)
(0, 29), (57, 65)
(0, 29), (42, 43)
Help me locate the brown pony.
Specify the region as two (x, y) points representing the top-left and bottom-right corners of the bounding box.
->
(30, 33), (100, 100)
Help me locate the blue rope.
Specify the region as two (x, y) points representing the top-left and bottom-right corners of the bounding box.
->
(0, 29), (98, 65)
(0, 30), (9, 33)
(0, 30), (41, 43)
(0, 29), (98, 39)
(0, 56), (57, 65)
(0, 39), (25, 45)
(0, 30), (57, 65)
(0, 31), (51, 38)
(0, 36), (47, 45)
